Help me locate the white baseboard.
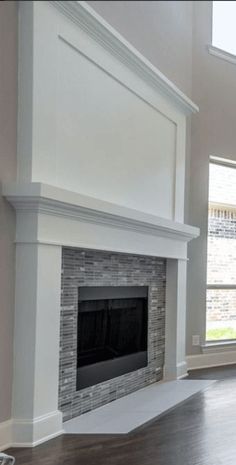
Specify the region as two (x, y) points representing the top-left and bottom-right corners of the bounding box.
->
(164, 361), (188, 380)
(0, 411), (63, 449)
(177, 372), (189, 379)
(0, 420), (12, 451)
(186, 350), (236, 370)
(11, 429), (64, 448)
(11, 410), (63, 448)
(176, 361), (188, 378)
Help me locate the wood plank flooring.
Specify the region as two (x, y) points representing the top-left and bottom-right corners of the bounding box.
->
(7, 365), (236, 465)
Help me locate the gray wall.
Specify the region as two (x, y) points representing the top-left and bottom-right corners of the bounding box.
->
(187, 1), (236, 354)
(0, 1), (17, 422)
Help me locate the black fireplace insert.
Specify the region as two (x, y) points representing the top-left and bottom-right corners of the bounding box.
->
(77, 286), (148, 390)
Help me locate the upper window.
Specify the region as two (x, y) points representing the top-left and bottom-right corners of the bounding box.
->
(212, 1), (236, 55)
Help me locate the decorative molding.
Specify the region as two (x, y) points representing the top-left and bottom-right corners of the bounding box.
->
(0, 420), (12, 452)
(58, 33), (173, 120)
(208, 44), (236, 66)
(4, 182), (200, 244)
(186, 351), (236, 370)
(51, 1), (198, 115)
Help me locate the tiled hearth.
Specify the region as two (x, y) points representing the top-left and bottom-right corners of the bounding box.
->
(59, 248), (166, 421)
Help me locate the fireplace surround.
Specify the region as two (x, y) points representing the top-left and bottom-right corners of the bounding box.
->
(59, 248), (166, 420)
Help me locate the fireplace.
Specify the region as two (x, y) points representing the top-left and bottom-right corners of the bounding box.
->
(77, 286), (148, 390)
(58, 247), (167, 419)
(1, 0), (200, 448)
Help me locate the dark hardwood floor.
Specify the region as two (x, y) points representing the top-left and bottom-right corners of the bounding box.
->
(7, 365), (236, 465)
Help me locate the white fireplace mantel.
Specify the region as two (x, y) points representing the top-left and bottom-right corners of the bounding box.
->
(3, 180), (199, 448)
(4, 182), (199, 258)
(2, 0), (200, 450)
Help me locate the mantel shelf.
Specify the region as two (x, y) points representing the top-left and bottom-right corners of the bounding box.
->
(4, 182), (199, 243)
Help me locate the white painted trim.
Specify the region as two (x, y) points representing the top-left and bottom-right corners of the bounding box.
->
(186, 352), (236, 370)
(3, 182), (199, 244)
(0, 417), (63, 450)
(10, 241), (190, 259)
(56, 27), (185, 223)
(0, 420), (12, 452)
(51, 1), (198, 115)
(210, 156), (236, 168)
(17, 1), (197, 223)
(176, 361), (188, 379)
(58, 32), (176, 122)
(163, 362), (188, 380)
(164, 260), (188, 381)
(208, 44), (236, 66)
(11, 431), (63, 449)
(11, 410), (63, 448)
(177, 373), (189, 380)
(207, 284), (236, 290)
(202, 341), (236, 354)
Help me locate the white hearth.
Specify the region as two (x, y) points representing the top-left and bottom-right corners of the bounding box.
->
(3, 1), (199, 448)
(63, 380), (213, 434)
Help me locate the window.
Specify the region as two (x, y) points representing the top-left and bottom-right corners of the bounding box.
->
(212, 1), (236, 56)
(206, 159), (236, 341)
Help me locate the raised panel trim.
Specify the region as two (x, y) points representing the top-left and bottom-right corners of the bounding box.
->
(51, 1), (198, 115)
(58, 31), (179, 221)
(58, 33), (178, 124)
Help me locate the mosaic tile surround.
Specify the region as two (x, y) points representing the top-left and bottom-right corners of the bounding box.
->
(59, 247), (166, 421)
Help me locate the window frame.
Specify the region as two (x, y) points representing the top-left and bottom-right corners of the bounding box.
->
(208, 1), (236, 66)
(206, 157), (236, 343)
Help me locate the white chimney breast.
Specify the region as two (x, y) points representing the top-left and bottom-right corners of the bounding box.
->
(3, 0), (199, 448)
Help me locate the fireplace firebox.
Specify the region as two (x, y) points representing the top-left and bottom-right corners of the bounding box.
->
(77, 286), (148, 390)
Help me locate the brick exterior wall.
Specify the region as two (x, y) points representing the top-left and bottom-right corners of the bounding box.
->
(59, 247), (166, 421)
(207, 206), (236, 322)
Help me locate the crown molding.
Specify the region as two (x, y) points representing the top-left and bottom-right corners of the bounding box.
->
(4, 182), (199, 243)
(50, 1), (198, 115)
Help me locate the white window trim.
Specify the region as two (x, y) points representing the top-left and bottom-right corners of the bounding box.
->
(206, 158), (236, 347)
(207, 284), (236, 290)
(202, 340), (236, 354)
(208, 44), (236, 66)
